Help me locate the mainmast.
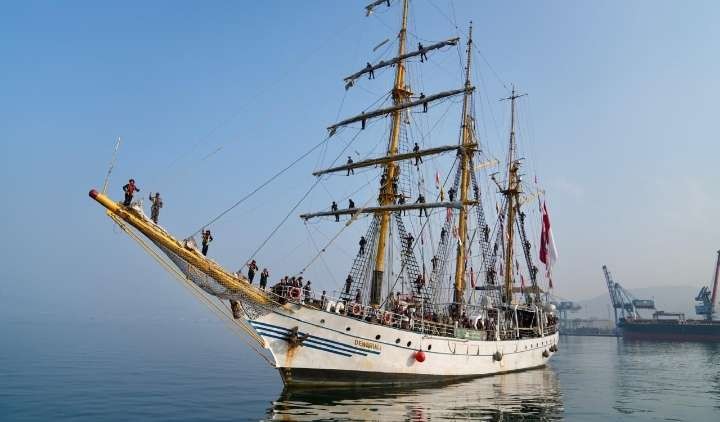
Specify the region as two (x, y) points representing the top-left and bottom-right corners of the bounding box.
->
(501, 87), (525, 304)
(453, 23), (474, 308)
(370, 0), (409, 306)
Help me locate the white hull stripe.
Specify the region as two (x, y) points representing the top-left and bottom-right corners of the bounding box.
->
(250, 320), (381, 356)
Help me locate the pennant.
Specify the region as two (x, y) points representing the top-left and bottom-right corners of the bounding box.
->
(539, 201), (558, 268)
(435, 171), (441, 189)
(470, 267), (476, 288)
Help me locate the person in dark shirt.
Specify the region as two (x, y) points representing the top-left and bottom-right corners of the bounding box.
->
(259, 268), (269, 290)
(359, 236), (367, 255)
(201, 230), (213, 256)
(331, 201), (339, 222)
(344, 274), (353, 295)
(413, 143), (422, 165)
(416, 193), (428, 217)
(366, 62), (374, 79)
(247, 260), (259, 283)
(346, 156), (354, 175)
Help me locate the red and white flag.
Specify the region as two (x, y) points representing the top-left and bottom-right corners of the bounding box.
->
(539, 201), (558, 268)
(435, 171), (441, 189)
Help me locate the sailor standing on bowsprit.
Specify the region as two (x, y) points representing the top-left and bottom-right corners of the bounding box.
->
(247, 259), (259, 283)
(201, 229), (213, 256)
(122, 179), (140, 206)
(259, 268), (269, 290)
(148, 192), (163, 223)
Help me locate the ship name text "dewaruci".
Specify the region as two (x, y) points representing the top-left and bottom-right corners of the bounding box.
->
(354, 339), (382, 351)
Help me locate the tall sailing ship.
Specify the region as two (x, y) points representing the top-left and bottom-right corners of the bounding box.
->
(89, 0), (560, 387)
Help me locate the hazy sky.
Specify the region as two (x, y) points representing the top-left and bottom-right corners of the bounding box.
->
(2, 0), (719, 321)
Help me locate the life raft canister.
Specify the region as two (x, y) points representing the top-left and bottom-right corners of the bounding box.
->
(289, 287), (302, 299)
(351, 303), (362, 316)
(415, 350), (426, 363)
(383, 311), (393, 325)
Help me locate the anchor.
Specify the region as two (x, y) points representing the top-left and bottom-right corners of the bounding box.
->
(287, 326), (310, 347)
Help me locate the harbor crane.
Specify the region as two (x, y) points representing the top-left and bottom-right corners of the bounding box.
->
(694, 250), (720, 321)
(602, 265), (655, 327)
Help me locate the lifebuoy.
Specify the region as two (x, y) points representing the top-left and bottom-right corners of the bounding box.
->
(351, 303), (362, 316)
(289, 287), (302, 299)
(415, 350), (426, 363)
(383, 312), (393, 325)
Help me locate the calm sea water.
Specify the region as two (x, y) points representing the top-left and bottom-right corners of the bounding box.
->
(1, 318), (718, 421)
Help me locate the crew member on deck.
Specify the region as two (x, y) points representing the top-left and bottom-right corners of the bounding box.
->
(355, 289), (362, 303)
(346, 156), (354, 175)
(359, 235), (367, 255)
(303, 281), (312, 300)
(148, 192), (163, 223)
(201, 230), (213, 256)
(259, 268), (269, 290)
(320, 290), (328, 308)
(247, 259), (259, 283)
(331, 201), (339, 222)
(413, 143), (423, 165)
(122, 179), (139, 206)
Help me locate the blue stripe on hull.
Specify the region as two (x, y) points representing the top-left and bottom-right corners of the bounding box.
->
(250, 320), (380, 357)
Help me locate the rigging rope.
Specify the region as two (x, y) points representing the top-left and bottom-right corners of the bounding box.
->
(108, 214), (275, 368)
(190, 134), (333, 237)
(246, 129), (364, 267)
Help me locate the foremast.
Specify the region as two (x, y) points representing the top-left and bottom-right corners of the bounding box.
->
(453, 24), (474, 309)
(370, 0), (409, 306)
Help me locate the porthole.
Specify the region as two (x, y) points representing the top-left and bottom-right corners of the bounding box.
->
(395, 338), (401, 344)
(346, 327), (351, 331)
(427, 344), (432, 351)
(375, 334), (381, 340)
(407, 341), (412, 347)
(320, 319), (325, 324)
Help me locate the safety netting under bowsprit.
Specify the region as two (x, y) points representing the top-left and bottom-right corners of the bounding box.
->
(152, 239), (272, 320)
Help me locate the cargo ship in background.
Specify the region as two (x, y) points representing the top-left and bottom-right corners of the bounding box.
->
(603, 251), (720, 341)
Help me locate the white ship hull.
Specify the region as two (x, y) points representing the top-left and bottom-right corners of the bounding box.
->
(249, 302), (559, 387)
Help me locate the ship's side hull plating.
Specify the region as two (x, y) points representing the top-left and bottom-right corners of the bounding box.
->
(251, 303), (559, 387)
(620, 320), (720, 342)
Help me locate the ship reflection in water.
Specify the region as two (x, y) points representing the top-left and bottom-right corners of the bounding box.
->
(268, 367), (562, 421)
